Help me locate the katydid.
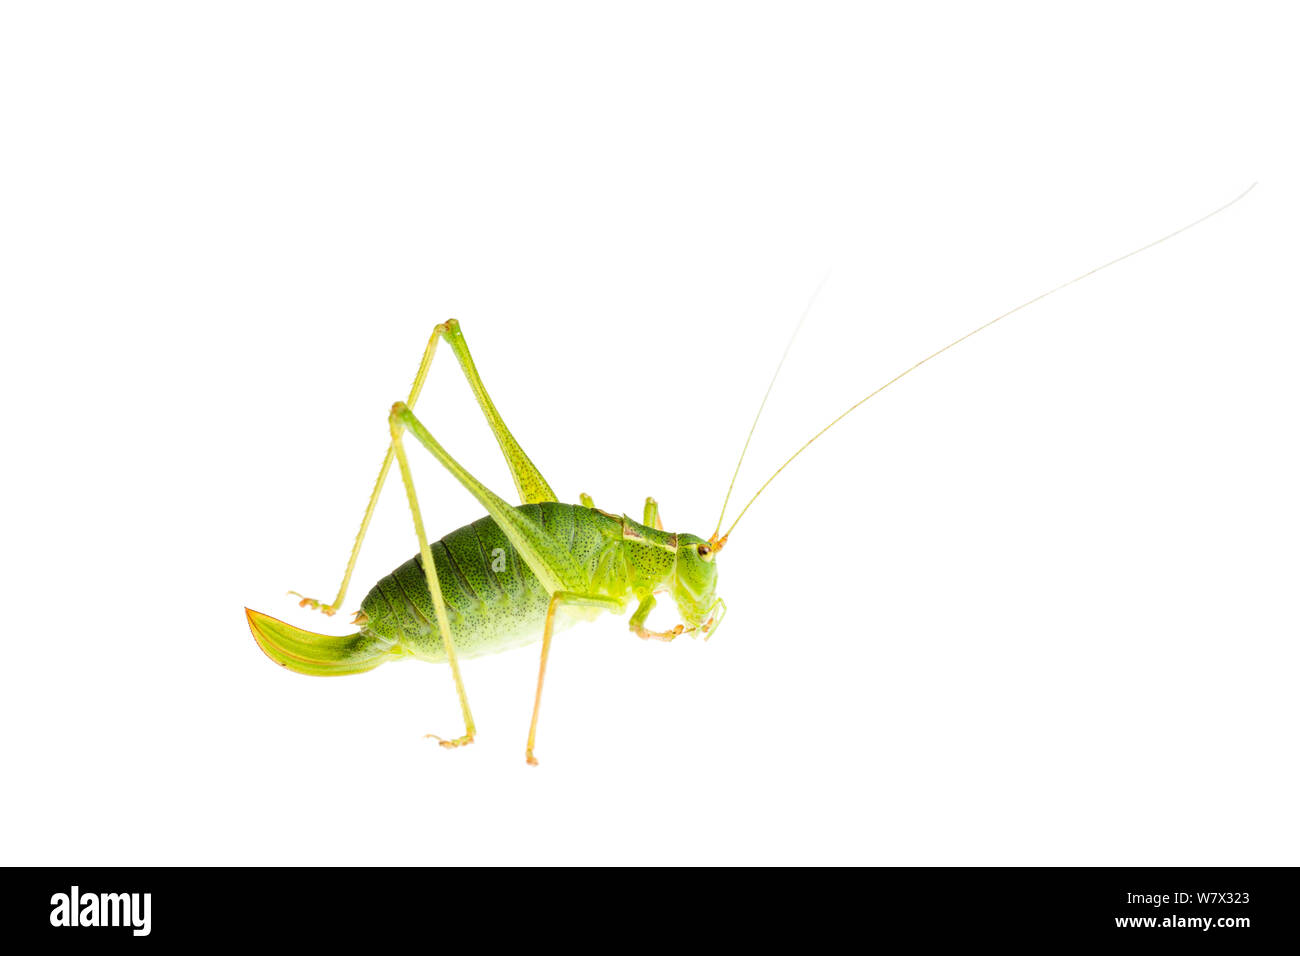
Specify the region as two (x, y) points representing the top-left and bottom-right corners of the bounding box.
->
(246, 186), (1253, 765)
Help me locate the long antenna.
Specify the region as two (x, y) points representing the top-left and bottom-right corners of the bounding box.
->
(713, 183), (1256, 547)
(712, 271), (830, 538)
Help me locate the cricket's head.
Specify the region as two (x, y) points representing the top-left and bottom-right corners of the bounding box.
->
(672, 533), (726, 637)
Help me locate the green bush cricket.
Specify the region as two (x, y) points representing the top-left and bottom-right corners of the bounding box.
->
(246, 186), (1253, 765)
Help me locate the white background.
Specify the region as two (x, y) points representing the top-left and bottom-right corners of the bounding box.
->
(2, 2), (1296, 866)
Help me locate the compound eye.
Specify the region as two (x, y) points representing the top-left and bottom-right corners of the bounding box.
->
(696, 544), (711, 558)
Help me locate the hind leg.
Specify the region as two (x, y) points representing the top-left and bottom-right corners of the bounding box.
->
(292, 320), (558, 616)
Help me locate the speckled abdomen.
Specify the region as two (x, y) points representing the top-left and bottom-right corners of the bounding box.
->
(356, 504), (599, 662)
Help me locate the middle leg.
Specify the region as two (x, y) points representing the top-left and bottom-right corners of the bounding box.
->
(526, 590), (626, 766)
